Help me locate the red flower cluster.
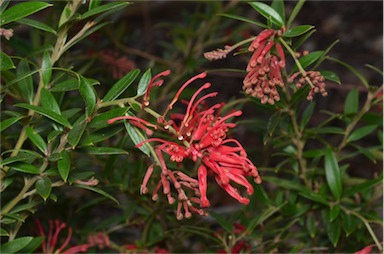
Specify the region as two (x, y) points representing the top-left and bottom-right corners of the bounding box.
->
(108, 71), (261, 219)
(243, 28), (286, 105)
(288, 70), (328, 100)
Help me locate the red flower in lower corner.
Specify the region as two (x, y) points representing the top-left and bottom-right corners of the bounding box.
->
(35, 219), (90, 254)
(108, 71), (262, 219)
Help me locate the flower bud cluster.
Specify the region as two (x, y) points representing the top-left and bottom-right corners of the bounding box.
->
(243, 28), (286, 105)
(204, 45), (232, 61)
(289, 71), (328, 100)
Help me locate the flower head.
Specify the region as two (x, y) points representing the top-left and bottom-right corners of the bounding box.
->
(108, 71), (261, 219)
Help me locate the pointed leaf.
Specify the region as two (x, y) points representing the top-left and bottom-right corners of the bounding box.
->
(124, 118), (151, 156)
(218, 13), (268, 29)
(328, 218), (341, 247)
(17, 236), (44, 254)
(287, 0), (305, 28)
(320, 70), (341, 85)
(300, 102), (315, 129)
(89, 0), (101, 10)
(0, 116), (24, 132)
(283, 25), (314, 37)
(75, 184), (119, 204)
(10, 162), (40, 174)
(41, 50), (52, 86)
(330, 205), (340, 222)
(341, 212), (357, 236)
(295, 51), (323, 71)
(17, 18), (56, 34)
(0, 236), (33, 253)
(306, 214), (316, 238)
(0, 2), (52, 25)
(344, 88), (359, 115)
(324, 147), (342, 199)
(79, 76), (97, 117)
(344, 174), (383, 197)
(103, 69), (140, 102)
(271, 0), (285, 24)
(26, 127), (47, 154)
(82, 146), (128, 155)
(36, 176), (52, 201)
(15, 103), (72, 128)
(89, 107), (128, 129)
(0, 228), (9, 237)
(80, 2), (130, 20)
(16, 60), (34, 103)
(247, 203), (285, 233)
(137, 69), (152, 96)
(67, 116), (87, 148)
(41, 88), (61, 115)
(347, 125), (378, 143)
(250, 2), (284, 28)
(0, 51), (15, 71)
(327, 57), (369, 88)
(57, 151), (70, 182)
(209, 212), (232, 233)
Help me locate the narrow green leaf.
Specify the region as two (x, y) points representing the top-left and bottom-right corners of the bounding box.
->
(0, 236), (33, 253)
(26, 127), (47, 154)
(0, 116), (24, 132)
(271, 0), (285, 24)
(286, 0), (305, 29)
(137, 69), (152, 96)
(324, 147), (342, 199)
(0, 2), (52, 25)
(17, 236), (44, 254)
(218, 13), (268, 29)
(283, 25), (314, 37)
(58, 4), (72, 28)
(36, 176), (52, 201)
(327, 57), (370, 88)
(80, 2), (130, 20)
(103, 69), (140, 102)
(347, 125), (378, 143)
(79, 76), (97, 117)
(41, 50), (52, 86)
(344, 88), (359, 115)
(50, 78), (80, 92)
(306, 214), (316, 238)
(82, 146), (128, 155)
(315, 127), (345, 134)
(10, 162), (40, 174)
(344, 174), (383, 197)
(0, 228), (9, 237)
(300, 102), (315, 129)
(124, 118), (151, 156)
(67, 115), (87, 148)
(41, 88), (61, 115)
(75, 184), (119, 204)
(0, 51), (15, 71)
(89, 107), (128, 129)
(328, 218), (341, 247)
(330, 205), (340, 222)
(57, 151), (70, 182)
(302, 149), (323, 158)
(86, 126), (122, 144)
(15, 103), (72, 128)
(247, 203), (285, 233)
(341, 212), (357, 236)
(266, 111), (280, 136)
(16, 60), (34, 103)
(320, 70), (341, 85)
(293, 29), (316, 50)
(209, 212), (232, 233)
(250, 2), (284, 28)
(17, 18), (56, 34)
(89, 0), (101, 10)
(296, 51), (323, 71)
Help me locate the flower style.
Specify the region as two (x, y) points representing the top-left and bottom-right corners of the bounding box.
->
(108, 71), (261, 219)
(35, 219), (90, 254)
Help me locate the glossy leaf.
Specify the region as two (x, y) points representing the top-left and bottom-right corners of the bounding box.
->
(50, 78), (80, 92)
(324, 146), (342, 199)
(330, 205), (340, 222)
(15, 103), (72, 128)
(80, 2), (130, 20)
(10, 162), (40, 174)
(315, 127), (345, 134)
(16, 60), (34, 103)
(283, 25), (314, 37)
(82, 147), (128, 155)
(320, 70), (341, 85)
(306, 214), (316, 238)
(0, 2), (52, 25)
(87, 126), (123, 144)
(0, 236), (33, 253)
(347, 125), (377, 143)
(124, 118), (151, 156)
(17, 236), (44, 254)
(300, 102), (315, 129)
(344, 88), (359, 115)
(41, 50), (52, 86)
(79, 76), (97, 117)
(0, 228), (9, 237)
(26, 126), (47, 154)
(297, 51), (323, 70)
(250, 2), (284, 28)
(271, 0), (285, 24)
(137, 69), (152, 96)
(286, 0), (305, 28)
(57, 151), (71, 182)
(218, 13), (268, 29)
(75, 184), (119, 204)
(0, 51), (15, 71)
(103, 69), (140, 102)
(36, 176), (52, 201)
(328, 218), (341, 247)
(67, 115), (87, 148)
(89, 0), (101, 10)
(267, 111), (280, 137)
(0, 116), (24, 132)
(17, 18), (56, 34)
(41, 88), (61, 115)
(89, 107), (128, 129)
(341, 212), (357, 236)
(58, 3), (71, 27)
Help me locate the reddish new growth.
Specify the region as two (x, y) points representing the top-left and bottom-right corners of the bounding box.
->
(108, 71), (261, 219)
(288, 71), (328, 100)
(243, 28), (286, 105)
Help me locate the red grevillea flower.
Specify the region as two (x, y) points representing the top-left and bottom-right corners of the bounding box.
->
(243, 28), (286, 105)
(108, 71), (261, 219)
(35, 219), (90, 254)
(288, 70), (328, 100)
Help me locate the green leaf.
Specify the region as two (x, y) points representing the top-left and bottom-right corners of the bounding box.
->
(10, 162), (40, 174)
(266, 111), (280, 137)
(327, 57), (370, 88)
(344, 88), (359, 115)
(0, 2), (52, 25)
(17, 236), (44, 253)
(36, 176), (52, 201)
(250, 2), (284, 28)
(295, 51), (323, 71)
(87, 126), (123, 144)
(0, 236), (33, 253)
(75, 184), (119, 204)
(341, 212), (357, 236)
(89, 0), (101, 10)
(103, 69), (140, 102)
(89, 107), (128, 129)
(315, 127), (345, 135)
(57, 151), (71, 182)
(80, 2), (130, 20)
(15, 103), (72, 128)
(41, 50), (52, 86)
(17, 18), (56, 34)
(347, 125), (378, 143)
(79, 76), (97, 117)
(271, 0), (285, 24)
(218, 13), (268, 29)
(26, 127), (47, 155)
(247, 203), (285, 233)
(286, 0), (305, 29)
(0, 116), (24, 132)
(67, 115), (87, 148)
(343, 174), (383, 197)
(320, 70), (341, 85)
(137, 69), (152, 96)
(0, 51), (15, 71)
(124, 118), (151, 156)
(300, 102), (315, 129)
(209, 212), (232, 233)
(283, 25), (314, 37)
(330, 205), (340, 222)
(306, 214), (316, 238)
(328, 218), (341, 247)
(16, 60), (34, 103)
(41, 88), (61, 115)
(324, 146), (342, 199)
(82, 146), (128, 155)
(0, 228), (9, 237)
(50, 78), (80, 92)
